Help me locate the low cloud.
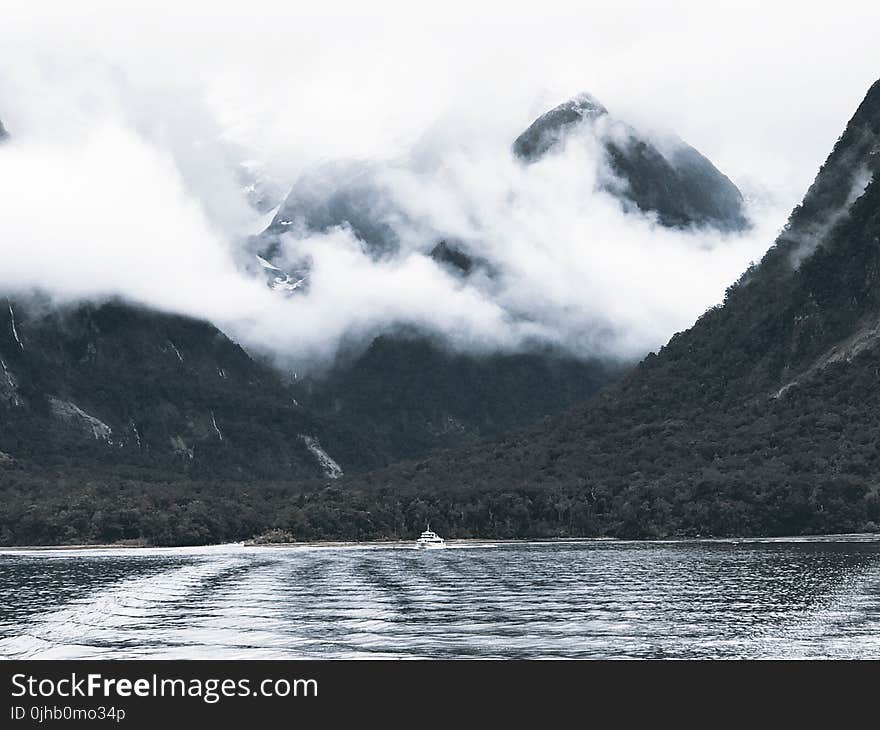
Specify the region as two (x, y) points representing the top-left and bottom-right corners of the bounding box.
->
(1, 1), (874, 369)
(259, 126), (784, 363)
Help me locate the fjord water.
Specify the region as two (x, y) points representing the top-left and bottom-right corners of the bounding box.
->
(1, 537), (878, 659)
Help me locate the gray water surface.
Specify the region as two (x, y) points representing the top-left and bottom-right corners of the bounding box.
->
(1, 537), (878, 659)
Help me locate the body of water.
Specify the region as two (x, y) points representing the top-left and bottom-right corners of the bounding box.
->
(1, 536), (878, 659)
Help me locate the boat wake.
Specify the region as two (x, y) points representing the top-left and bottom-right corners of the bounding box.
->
(0, 556), (250, 659)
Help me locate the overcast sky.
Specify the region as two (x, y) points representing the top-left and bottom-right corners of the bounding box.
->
(1, 0), (878, 365)
(5, 0), (877, 191)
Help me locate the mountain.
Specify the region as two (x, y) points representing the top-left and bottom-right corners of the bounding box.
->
(259, 91), (749, 271)
(327, 79), (880, 539)
(0, 117), (382, 481)
(514, 93), (749, 231)
(261, 160), (402, 259)
(0, 296), (382, 480)
(250, 161), (623, 462)
(290, 334), (618, 461)
(3, 80), (836, 546)
(0, 118), (8, 143)
(243, 93), (753, 462)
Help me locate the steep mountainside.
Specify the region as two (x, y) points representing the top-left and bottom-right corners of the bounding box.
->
(0, 297), (381, 479)
(331, 79), (880, 538)
(514, 93), (749, 231)
(291, 334), (618, 460)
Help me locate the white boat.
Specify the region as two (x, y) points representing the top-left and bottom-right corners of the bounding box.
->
(415, 523), (446, 549)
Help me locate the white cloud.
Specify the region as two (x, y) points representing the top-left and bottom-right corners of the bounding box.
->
(0, 0), (877, 367)
(261, 129), (783, 361)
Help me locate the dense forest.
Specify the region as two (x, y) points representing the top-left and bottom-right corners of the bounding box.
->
(1, 453), (877, 547)
(2, 82), (879, 547)
(291, 334), (620, 460)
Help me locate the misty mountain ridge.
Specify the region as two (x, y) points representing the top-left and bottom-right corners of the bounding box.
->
(229, 93), (755, 461)
(335, 78), (880, 539)
(513, 92), (750, 231)
(257, 90), (750, 284)
(3, 76), (879, 545)
(512, 93), (610, 159)
(0, 107), (620, 473)
(0, 87), (770, 487)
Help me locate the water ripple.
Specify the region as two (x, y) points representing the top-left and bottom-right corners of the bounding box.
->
(1, 538), (878, 659)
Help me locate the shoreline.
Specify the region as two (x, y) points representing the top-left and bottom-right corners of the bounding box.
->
(2, 532), (879, 553)
(0, 537), (602, 552)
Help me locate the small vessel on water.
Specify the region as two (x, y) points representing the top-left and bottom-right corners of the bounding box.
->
(415, 523), (446, 550)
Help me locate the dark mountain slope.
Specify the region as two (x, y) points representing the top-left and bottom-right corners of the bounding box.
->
(0, 115), (381, 481)
(11, 83), (870, 546)
(513, 93), (610, 159)
(0, 297), (382, 479)
(329, 79), (880, 539)
(291, 334), (619, 460)
(647, 78), (880, 398)
(514, 93), (749, 231)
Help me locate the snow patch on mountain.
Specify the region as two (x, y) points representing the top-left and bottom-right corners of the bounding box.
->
(299, 435), (343, 479)
(166, 340), (183, 362)
(170, 435), (194, 459)
(8, 305), (23, 349)
(252, 205), (281, 236)
(255, 255), (307, 293)
(129, 420), (142, 449)
(272, 274), (307, 293)
(0, 357), (21, 406)
(256, 255), (280, 272)
(49, 397), (113, 444)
